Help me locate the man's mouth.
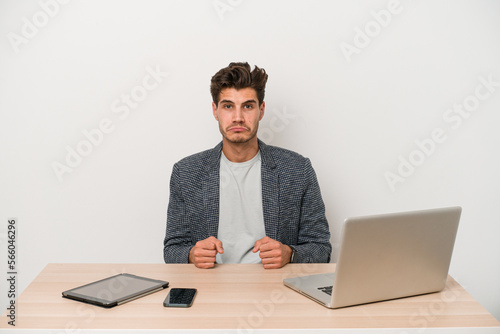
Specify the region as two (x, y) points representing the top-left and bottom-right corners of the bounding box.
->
(228, 126), (248, 132)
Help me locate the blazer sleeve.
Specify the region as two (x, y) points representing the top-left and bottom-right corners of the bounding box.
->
(293, 158), (332, 263)
(163, 163), (193, 263)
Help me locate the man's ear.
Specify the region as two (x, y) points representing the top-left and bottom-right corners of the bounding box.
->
(259, 101), (265, 121)
(212, 102), (218, 121)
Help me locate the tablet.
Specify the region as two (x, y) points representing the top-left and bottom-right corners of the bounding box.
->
(62, 273), (169, 308)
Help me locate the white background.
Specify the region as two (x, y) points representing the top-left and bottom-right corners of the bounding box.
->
(1, 0), (499, 323)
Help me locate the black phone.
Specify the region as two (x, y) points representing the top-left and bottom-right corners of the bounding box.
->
(163, 288), (197, 308)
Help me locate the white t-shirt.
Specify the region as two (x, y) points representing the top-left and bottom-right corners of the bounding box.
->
(215, 151), (266, 264)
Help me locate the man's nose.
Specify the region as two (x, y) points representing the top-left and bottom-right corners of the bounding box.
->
(233, 107), (244, 122)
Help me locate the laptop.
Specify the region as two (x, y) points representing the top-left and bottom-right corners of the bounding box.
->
(283, 206), (461, 308)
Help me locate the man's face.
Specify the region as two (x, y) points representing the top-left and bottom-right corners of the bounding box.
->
(212, 87), (265, 145)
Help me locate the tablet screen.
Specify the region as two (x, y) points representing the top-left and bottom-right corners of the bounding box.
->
(63, 273), (169, 306)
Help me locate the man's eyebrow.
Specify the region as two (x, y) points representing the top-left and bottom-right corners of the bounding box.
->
(242, 100), (257, 105)
(219, 99), (258, 105)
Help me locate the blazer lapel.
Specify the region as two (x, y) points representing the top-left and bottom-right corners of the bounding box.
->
(259, 140), (279, 240)
(202, 142), (222, 239)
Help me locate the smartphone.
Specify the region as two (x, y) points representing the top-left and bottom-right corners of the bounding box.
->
(163, 288), (197, 307)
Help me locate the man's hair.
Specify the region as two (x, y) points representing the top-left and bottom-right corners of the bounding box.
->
(210, 62), (268, 106)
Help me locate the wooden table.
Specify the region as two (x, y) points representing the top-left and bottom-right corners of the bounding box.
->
(2, 263), (499, 331)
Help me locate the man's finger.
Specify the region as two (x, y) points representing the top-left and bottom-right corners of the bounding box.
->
(259, 248), (281, 259)
(258, 241), (280, 253)
(195, 256), (217, 264)
(252, 240), (262, 253)
(262, 262), (281, 269)
(198, 237), (224, 253)
(195, 260), (216, 269)
(261, 256), (282, 269)
(193, 248), (218, 257)
(261, 256), (279, 264)
(253, 236), (272, 252)
(213, 238), (224, 254)
(205, 236), (224, 254)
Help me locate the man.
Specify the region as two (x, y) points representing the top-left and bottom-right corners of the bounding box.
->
(163, 62), (331, 269)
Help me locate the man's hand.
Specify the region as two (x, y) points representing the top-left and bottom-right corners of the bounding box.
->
(189, 236), (224, 269)
(253, 236), (292, 269)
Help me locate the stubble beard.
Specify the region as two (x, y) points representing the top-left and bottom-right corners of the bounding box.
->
(220, 123), (259, 145)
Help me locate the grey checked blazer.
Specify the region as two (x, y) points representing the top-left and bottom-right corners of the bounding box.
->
(163, 139), (332, 263)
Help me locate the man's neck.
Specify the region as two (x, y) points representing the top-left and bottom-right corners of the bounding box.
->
(221, 138), (259, 163)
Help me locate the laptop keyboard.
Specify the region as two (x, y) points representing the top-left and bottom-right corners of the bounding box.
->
(318, 286), (333, 296)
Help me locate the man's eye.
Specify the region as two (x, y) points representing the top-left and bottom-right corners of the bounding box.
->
(244, 104), (253, 109)
(223, 105), (232, 109)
